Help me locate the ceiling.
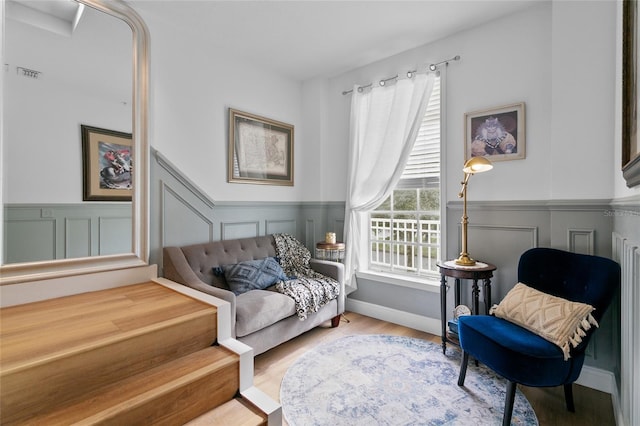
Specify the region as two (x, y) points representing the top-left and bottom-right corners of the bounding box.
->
(7, 0), (85, 36)
(128, 0), (543, 81)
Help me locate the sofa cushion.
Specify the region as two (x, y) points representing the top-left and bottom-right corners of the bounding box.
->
(235, 290), (296, 337)
(222, 257), (288, 295)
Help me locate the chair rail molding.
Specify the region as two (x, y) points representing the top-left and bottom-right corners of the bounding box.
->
(152, 148), (215, 209)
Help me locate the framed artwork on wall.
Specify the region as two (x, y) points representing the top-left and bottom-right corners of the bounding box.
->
(623, 0), (640, 188)
(81, 125), (133, 201)
(228, 108), (294, 186)
(465, 102), (525, 163)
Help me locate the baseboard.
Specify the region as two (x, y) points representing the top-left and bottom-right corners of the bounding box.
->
(575, 365), (614, 394)
(610, 377), (624, 426)
(347, 298), (617, 398)
(346, 298), (441, 336)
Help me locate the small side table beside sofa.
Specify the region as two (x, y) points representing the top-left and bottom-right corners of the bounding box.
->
(315, 241), (345, 263)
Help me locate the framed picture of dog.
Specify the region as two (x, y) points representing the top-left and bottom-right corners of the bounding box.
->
(464, 102), (525, 163)
(81, 125), (133, 201)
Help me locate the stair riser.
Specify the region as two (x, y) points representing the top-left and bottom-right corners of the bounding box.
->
(1, 314), (216, 424)
(89, 364), (240, 426)
(186, 397), (268, 426)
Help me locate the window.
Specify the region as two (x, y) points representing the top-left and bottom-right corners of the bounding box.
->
(369, 75), (441, 278)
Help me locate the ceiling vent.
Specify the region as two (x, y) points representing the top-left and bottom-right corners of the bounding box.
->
(17, 66), (42, 79)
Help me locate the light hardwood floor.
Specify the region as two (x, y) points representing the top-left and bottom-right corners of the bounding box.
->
(254, 312), (615, 426)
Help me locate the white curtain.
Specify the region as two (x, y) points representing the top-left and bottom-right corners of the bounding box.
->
(343, 72), (436, 292)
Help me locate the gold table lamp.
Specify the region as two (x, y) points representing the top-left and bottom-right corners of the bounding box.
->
(455, 157), (493, 266)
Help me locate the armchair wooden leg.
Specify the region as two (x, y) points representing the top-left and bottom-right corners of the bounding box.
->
(503, 381), (517, 426)
(564, 383), (575, 412)
(458, 351), (469, 386)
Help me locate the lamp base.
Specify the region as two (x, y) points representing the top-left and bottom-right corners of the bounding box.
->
(455, 254), (476, 266)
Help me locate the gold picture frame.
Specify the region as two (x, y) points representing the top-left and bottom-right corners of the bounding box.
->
(81, 125), (133, 201)
(228, 108), (294, 186)
(623, 0), (640, 188)
(464, 102), (525, 163)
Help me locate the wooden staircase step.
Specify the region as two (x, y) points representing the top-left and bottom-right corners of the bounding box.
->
(0, 282), (218, 424)
(185, 397), (268, 426)
(18, 346), (239, 426)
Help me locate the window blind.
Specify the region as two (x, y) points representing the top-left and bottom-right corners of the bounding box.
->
(398, 75), (441, 189)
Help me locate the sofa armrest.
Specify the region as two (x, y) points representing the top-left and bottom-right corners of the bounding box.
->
(310, 259), (343, 282)
(163, 246), (237, 336)
(310, 259), (345, 315)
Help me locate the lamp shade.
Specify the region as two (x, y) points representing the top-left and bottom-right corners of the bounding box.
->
(462, 157), (493, 174)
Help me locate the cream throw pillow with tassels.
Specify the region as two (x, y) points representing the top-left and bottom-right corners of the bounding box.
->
(490, 282), (598, 360)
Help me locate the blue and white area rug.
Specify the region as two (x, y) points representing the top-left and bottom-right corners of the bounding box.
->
(280, 334), (538, 426)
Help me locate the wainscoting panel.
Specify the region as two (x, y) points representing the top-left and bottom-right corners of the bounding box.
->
(4, 218), (56, 263)
(3, 204), (131, 264)
(550, 206), (612, 257)
(150, 149), (216, 266)
(567, 228), (595, 255)
(265, 219), (297, 236)
(99, 217), (131, 256)
(153, 201), (346, 273)
(305, 219), (316, 248)
(161, 182), (214, 247)
(613, 226), (640, 426)
(221, 221), (261, 240)
(65, 217), (91, 259)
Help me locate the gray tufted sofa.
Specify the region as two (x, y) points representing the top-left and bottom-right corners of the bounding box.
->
(163, 235), (345, 355)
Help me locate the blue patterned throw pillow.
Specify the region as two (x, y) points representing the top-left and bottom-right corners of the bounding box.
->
(222, 257), (288, 295)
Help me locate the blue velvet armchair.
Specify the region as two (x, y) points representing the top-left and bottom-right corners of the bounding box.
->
(456, 248), (620, 426)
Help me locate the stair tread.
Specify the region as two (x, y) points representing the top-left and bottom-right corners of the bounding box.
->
(0, 282), (220, 425)
(0, 282), (217, 372)
(185, 397), (267, 426)
(0, 281), (274, 426)
(26, 346), (240, 425)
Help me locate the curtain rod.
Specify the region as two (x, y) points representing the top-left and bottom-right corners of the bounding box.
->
(341, 55), (460, 95)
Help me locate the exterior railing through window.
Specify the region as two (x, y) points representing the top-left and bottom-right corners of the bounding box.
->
(370, 215), (441, 276)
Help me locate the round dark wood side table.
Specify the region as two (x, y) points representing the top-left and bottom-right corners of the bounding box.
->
(437, 260), (496, 354)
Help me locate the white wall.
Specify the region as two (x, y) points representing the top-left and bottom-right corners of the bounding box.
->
(322, 1), (629, 204)
(140, 11), (308, 203)
(300, 78), (330, 202)
(323, 3), (553, 202)
(550, 0), (617, 199)
(127, 0), (637, 205)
